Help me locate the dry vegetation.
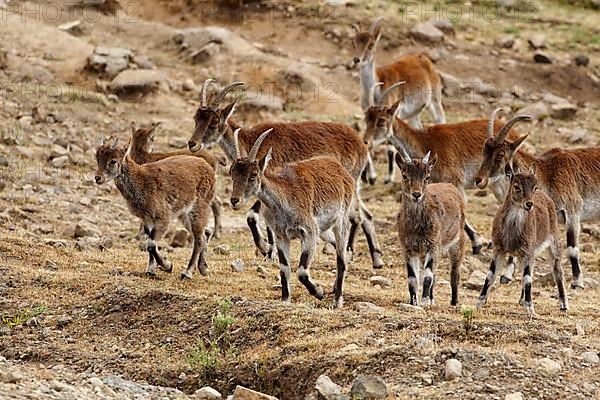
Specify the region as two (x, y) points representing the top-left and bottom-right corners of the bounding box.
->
(1, 0), (600, 399)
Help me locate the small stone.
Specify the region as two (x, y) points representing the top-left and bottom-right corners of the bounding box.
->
(420, 373), (433, 385)
(505, 393), (524, 400)
(49, 144), (69, 159)
(339, 343), (360, 353)
(51, 155), (70, 168)
(231, 259), (245, 273)
(369, 276), (391, 288)
(214, 244), (230, 255)
(88, 377), (104, 387)
(57, 316), (72, 327)
(232, 385), (278, 400)
(0, 327), (10, 336)
(16, 146), (35, 159)
(575, 323), (585, 336)
(355, 302), (385, 315)
(550, 103), (577, 120)
(170, 229), (189, 248)
(410, 22), (444, 43)
(527, 34), (546, 49)
(73, 222), (100, 238)
(533, 51), (553, 64)
(194, 386), (222, 400)
(50, 380), (65, 392)
(495, 35), (515, 49)
(45, 260), (58, 270)
(1, 370), (22, 384)
(445, 358), (462, 380)
(315, 374), (343, 400)
(581, 352), (599, 364)
(465, 270), (488, 290)
(350, 375), (387, 400)
(0, 155), (8, 166)
(581, 243), (595, 253)
(516, 101), (549, 121)
(574, 55), (589, 67)
(583, 277), (599, 289)
(537, 357), (562, 374)
(79, 197), (92, 206)
(183, 79), (197, 91)
(256, 265), (268, 278)
(397, 303), (424, 313)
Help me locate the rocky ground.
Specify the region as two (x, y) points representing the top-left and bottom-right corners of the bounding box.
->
(1, 0), (600, 399)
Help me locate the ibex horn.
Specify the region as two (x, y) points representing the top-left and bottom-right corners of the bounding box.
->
(422, 151), (431, 165)
(210, 81), (245, 110)
(248, 128), (273, 162)
(369, 17), (383, 34)
(369, 82), (383, 107)
(487, 107), (505, 138)
(232, 128), (242, 160)
(377, 81), (406, 107)
(496, 114), (532, 143)
(388, 135), (412, 164)
(199, 78), (217, 107)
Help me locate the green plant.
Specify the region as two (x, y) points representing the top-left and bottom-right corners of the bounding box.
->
(503, 26), (520, 35)
(2, 305), (47, 329)
(462, 306), (475, 335)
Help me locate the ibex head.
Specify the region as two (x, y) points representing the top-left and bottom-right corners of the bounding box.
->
(363, 81), (405, 146)
(229, 128), (273, 210)
(507, 166), (538, 212)
(95, 136), (125, 184)
(350, 17), (383, 68)
(189, 80), (245, 152)
(474, 109), (532, 189)
(395, 149), (438, 204)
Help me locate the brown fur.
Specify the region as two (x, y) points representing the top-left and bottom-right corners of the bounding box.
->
(477, 171), (567, 315)
(95, 137), (215, 279)
(396, 155), (465, 306)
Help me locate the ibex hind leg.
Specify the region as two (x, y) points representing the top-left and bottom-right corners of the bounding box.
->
(211, 196), (222, 240)
(566, 214), (584, 289)
(297, 232), (324, 301)
(182, 207), (209, 279)
(358, 194), (384, 269)
(429, 83), (446, 124)
(146, 224), (172, 274)
(247, 201), (271, 256)
(550, 238), (568, 312)
(477, 252), (505, 310)
(332, 212), (350, 308)
(448, 236), (464, 306)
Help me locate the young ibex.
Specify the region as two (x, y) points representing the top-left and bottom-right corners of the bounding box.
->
(476, 168), (568, 316)
(129, 122), (224, 239)
(392, 138), (464, 306)
(230, 129), (355, 308)
(189, 80), (384, 269)
(368, 101), (526, 254)
(475, 116), (600, 289)
(352, 17), (445, 184)
(95, 135), (215, 279)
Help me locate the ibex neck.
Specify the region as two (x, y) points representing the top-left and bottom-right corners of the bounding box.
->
(117, 159), (147, 208)
(391, 123), (423, 157)
(257, 174), (287, 211)
(359, 60), (378, 111)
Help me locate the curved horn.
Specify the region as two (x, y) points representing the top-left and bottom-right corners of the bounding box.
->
(248, 128), (273, 162)
(487, 107), (504, 138)
(377, 81), (405, 106)
(210, 81), (245, 110)
(111, 137), (120, 150)
(422, 151), (431, 165)
(200, 78), (216, 107)
(388, 135), (412, 164)
(369, 82), (383, 107)
(369, 17), (383, 34)
(496, 114), (532, 143)
(99, 135), (106, 145)
(232, 128), (242, 160)
(351, 23), (361, 33)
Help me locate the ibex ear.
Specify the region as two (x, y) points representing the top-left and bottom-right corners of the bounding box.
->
(509, 132), (529, 154)
(99, 136), (106, 145)
(259, 147), (272, 173)
(428, 153), (438, 169)
(505, 162), (514, 179)
(130, 122), (136, 134)
(394, 152), (405, 170)
(529, 164), (537, 176)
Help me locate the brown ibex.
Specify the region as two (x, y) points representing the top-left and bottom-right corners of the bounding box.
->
(352, 17), (445, 184)
(392, 138), (464, 306)
(95, 135), (215, 279)
(230, 129), (355, 308)
(475, 114), (600, 290)
(476, 168), (568, 317)
(188, 80), (384, 269)
(368, 100), (526, 255)
(128, 122), (224, 239)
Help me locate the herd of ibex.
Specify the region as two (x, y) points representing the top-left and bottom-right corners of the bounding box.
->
(95, 18), (599, 317)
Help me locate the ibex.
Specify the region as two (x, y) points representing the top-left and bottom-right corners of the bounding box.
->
(476, 168), (568, 317)
(351, 17), (445, 184)
(128, 122), (224, 239)
(188, 80), (384, 269)
(392, 139), (464, 306)
(368, 100), (526, 255)
(475, 114), (600, 289)
(229, 129), (355, 308)
(95, 135), (215, 279)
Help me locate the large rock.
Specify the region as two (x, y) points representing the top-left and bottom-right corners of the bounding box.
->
(505, 393), (524, 400)
(232, 385), (278, 400)
(349, 375), (387, 400)
(465, 270), (487, 290)
(410, 22), (444, 43)
(109, 69), (169, 95)
(533, 51), (553, 64)
(536, 358), (562, 374)
(527, 34), (546, 49)
(581, 352), (599, 364)
(87, 46), (133, 78)
(355, 302), (385, 315)
(369, 276), (391, 288)
(516, 101), (549, 121)
(550, 103), (577, 120)
(170, 229), (189, 248)
(315, 374), (344, 400)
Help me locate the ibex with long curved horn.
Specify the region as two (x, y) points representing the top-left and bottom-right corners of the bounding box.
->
(392, 140), (465, 307)
(351, 17), (446, 185)
(229, 129), (356, 308)
(475, 114), (600, 290)
(188, 81), (385, 270)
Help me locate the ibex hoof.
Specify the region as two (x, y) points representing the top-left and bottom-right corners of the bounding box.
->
(199, 266), (209, 276)
(570, 282), (584, 290)
(146, 270), (157, 278)
(472, 244), (483, 255)
(314, 286), (325, 300)
(160, 262), (173, 273)
(500, 275), (512, 284)
(180, 273), (192, 280)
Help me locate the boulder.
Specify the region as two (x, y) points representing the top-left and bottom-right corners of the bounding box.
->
(87, 46), (132, 78)
(550, 103), (577, 120)
(349, 375), (387, 400)
(536, 358), (562, 374)
(232, 385), (278, 400)
(109, 69), (169, 95)
(445, 359), (462, 380)
(194, 386), (222, 400)
(516, 101), (549, 121)
(465, 270), (487, 290)
(315, 374), (344, 400)
(533, 51), (553, 64)
(410, 22), (444, 43)
(527, 34), (546, 49)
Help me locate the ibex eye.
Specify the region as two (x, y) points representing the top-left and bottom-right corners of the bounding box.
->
(109, 160), (117, 166)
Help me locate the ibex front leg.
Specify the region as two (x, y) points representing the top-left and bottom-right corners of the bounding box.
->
(422, 251), (436, 306)
(297, 231), (325, 301)
(477, 252), (506, 309)
(277, 238), (292, 302)
(405, 253), (420, 306)
(566, 213), (584, 289)
(520, 254), (536, 317)
(145, 224), (172, 275)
